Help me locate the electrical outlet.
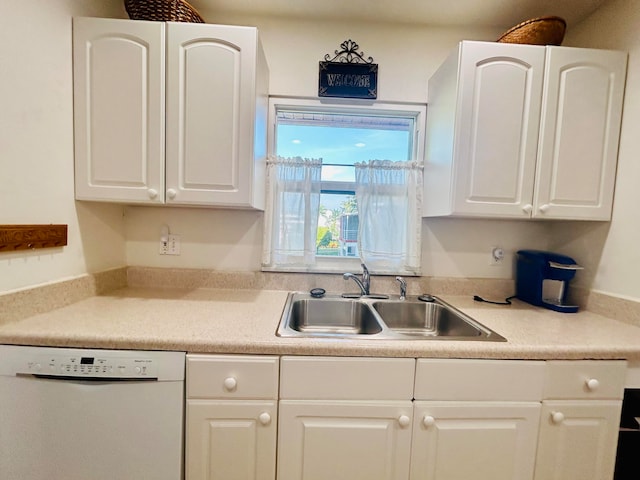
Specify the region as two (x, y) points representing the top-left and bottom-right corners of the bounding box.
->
(490, 246), (504, 266)
(159, 234), (181, 255)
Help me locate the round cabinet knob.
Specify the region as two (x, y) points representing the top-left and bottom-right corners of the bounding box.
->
(586, 378), (600, 391)
(148, 188), (158, 199)
(166, 188), (177, 199)
(423, 416), (436, 428)
(551, 411), (565, 424)
(539, 204), (550, 213)
(223, 377), (237, 392)
(398, 415), (411, 428)
(258, 412), (271, 426)
(522, 204), (533, 214)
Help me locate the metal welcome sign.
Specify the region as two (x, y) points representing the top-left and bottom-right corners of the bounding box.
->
(319, 40), (378, 99)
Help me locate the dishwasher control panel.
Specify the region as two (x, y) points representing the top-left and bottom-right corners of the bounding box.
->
(20, 353), (158, 379)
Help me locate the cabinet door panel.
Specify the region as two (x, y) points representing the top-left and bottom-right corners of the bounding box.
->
(166, 23), (256, 206)
(411, 402), (540, 480)
(186, 400), (276, 480)
(534, 47), (627, 220)
(73, 17), (165, 203)
(534, 400), (622, 480)
(278, 400), (413, 480)
(454, 42), (544, 217)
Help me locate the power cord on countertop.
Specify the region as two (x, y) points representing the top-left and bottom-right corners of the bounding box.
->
(473, 295), (517, 305)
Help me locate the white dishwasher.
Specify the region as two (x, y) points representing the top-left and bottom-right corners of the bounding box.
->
(0, 345), (185, 480)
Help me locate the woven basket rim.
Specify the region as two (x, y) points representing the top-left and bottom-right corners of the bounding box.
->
(124, 0), (205, 23)
(497, 15), (567, 42)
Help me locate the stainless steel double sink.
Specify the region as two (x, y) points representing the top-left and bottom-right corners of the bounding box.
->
(276, 292), (506, 341)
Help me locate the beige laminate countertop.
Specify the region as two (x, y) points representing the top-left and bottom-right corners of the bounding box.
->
(1, 287), (640, 360)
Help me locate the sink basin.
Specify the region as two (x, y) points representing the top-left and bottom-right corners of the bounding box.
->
(372, 301), (486, 338)
(276, 293), (506, 341)
(285, 298), (383, 336)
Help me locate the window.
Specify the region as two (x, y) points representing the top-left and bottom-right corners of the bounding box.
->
(262, 98), (425, 275)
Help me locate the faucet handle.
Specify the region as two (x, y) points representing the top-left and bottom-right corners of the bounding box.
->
(361, 263), (370, 281)
(395, 276), (407, 300)
(360, 263), (371, 296)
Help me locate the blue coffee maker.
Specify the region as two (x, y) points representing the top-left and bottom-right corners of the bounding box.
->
(516, 250), (583, 313)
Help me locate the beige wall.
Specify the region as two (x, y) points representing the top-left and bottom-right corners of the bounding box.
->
(4, 1), (635, 300)
(0, 0), (128, 293)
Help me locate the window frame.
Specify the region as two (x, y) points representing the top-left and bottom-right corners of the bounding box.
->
(264, 97), (426, 275)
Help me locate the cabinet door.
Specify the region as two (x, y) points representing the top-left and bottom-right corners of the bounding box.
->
(411, 402), (541, 480)
(278, 400), (413, 480)
(186, 400), (277, 480)
(534, 400), (622, 480)
(453, 42), (545, 217)
(166, 23), (258, 206)
(534, 47), (627, 220)
(73, 17), (165, 203)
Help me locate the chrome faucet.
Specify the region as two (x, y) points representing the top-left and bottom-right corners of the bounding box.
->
(343, 263), (371, 296)
(395, 276), (407, 300)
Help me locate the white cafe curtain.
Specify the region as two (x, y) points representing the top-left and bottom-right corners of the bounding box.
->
(262, 156), (322, 268)
(355, 160), (422, 273)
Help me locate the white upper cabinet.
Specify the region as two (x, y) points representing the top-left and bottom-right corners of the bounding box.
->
(534, 47), (626, 220)
(423, 41), (627, 220)
(73, 17), (165, 204)
(73, 17), (269, 209)
(165, 23), (268, 207)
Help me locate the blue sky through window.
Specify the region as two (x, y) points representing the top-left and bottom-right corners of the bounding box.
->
(276, 124), (411, 182)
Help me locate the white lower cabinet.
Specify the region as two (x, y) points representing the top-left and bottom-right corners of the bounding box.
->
(187, 400), (277, 480)
(185, 355), (279, 480)
(278, 356), (416, 480)
(533, 360), (626, 480)
(411, 402), (541, 480)
(534, 401), (622, 480)
(185, 356), (627, 480)
(278, 400), (413, 480)
(411, 359), (545, 480)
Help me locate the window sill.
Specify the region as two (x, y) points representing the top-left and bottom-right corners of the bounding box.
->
(261, 258), (421, 277)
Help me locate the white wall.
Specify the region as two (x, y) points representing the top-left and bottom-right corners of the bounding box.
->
(556, 0), (640, 302)
(0, 0), (128, 293)
(125, 207), (264, 270)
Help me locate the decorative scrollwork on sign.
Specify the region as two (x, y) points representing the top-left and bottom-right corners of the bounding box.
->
(319, 39), (378, 99)
(323, 39), (374, 64)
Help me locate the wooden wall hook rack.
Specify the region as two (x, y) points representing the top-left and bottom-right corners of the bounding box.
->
(0, 225), (68, 252)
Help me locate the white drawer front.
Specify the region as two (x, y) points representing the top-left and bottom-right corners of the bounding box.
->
(415, 359), (546, 401)
(543, 360), (627, 400)
(187, 354), (279, 399)
(280, 356), (416, 400)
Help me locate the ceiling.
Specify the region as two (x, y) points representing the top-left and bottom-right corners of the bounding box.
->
(189, 0), (611, 28)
